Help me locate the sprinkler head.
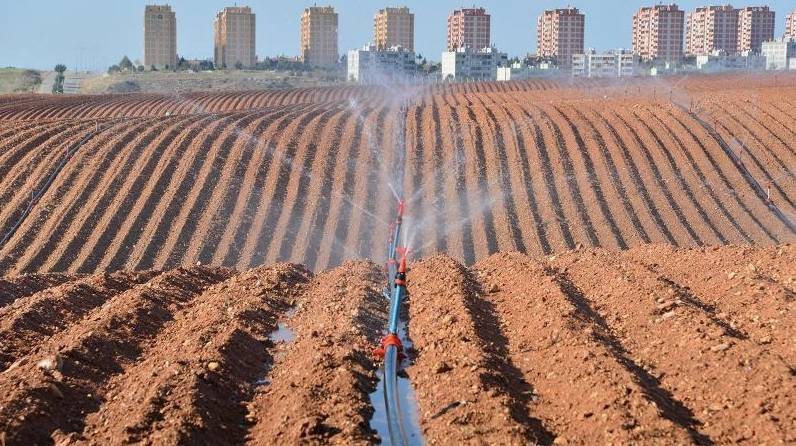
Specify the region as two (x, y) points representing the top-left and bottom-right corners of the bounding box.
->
(397, 200), (405, 218)
(398, 254), (407, 274)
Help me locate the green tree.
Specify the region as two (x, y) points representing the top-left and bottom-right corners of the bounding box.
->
(119, 55), (134, 71)
(52, 64), (66, 94)
(234, 61), (244, 70)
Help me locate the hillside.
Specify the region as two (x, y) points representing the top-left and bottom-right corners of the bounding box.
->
(0, 68), (42, 94)
(0, 74), (794, 275)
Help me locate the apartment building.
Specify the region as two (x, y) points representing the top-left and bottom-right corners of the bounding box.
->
(537, 8), (585, 70)
(143, 4), (177, 69)
(737, 6), (775, 54)
(214, 6), (256, 69)
(632, 4), (685, 63)
(441, 46), (507, 80)
(347, 44), (416, 82)
(300, 6), (339, 66)
(572, 49), (636, 78)
(785, 10), (796, 39)
(762, 38), (796, 70)
(446, 8), (491, 51)
(686, 5), (739, 56)
(374, 7), (414, 51)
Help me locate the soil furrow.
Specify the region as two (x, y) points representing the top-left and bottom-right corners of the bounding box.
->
(463, 105), (500, 256)
(552, 249), (795, 444)
(219, 104), (320, 268)
(0, 273), (77, 309)
(74, 264), (312, 445)
(481, 105), (528, 253)
(0, 271), (156, 370)
(159, 113), (264, 268)
(408, 255), (553, 444)
(323, 106), (378, 269)
(594, 108), (679, 245)
(446, 106), (477, 264)
(643, 107), (751, 244)
(270, 107), (348, 265)
(297, 109), (356, 269)
(0, 266), (231, 444)
(475, 252), (695, 444)
(613, 109), (704, 245)
(516, 106), (576, 250)
(662, 107), (777, 243)
(129, 113), (248, 270)
(0, 119), (148, 274)
(566, 105), (649, 245)
(247, 107), (332, 267)
(101, 114), (220, 271)
(246, 261), (387, 445)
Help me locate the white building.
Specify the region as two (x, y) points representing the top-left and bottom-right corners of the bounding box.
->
(761, 38), (796, 70)
(497, 64), (562, 81)
(695, 50), (766, 71)
(441, 47), (508, 81)
(572, 49), (636, 78)
(347, 44), (416, 83)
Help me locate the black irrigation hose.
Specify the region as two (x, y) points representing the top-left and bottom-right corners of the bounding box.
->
(679, 104), (796, 235)
(0, 118), (127, 249)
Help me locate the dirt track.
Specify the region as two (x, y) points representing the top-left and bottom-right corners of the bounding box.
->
(0, 245), (791, 444)
(0, 74), (795, 275)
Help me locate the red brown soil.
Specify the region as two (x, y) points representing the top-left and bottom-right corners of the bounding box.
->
(246, 261), (387, 445)
(0, 245), (791, 444)
(0, 74), (795, 274)
(0, 73), (795, 444)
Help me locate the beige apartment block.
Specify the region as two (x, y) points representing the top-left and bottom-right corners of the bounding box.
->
(144, 4), (177, 69)
(214, 6), (256, 68)
(374, 7), (414, 51)
(446, 8), (491, 51)
(738, 6), (775, 54)
(686, 5), (739, 56)
(537, 8), (585, 69)
(632, 4), (685, 63)
(301, 5), (339, 66)
(787, 10), (796, 39)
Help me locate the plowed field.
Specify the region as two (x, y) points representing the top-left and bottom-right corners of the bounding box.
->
(0, 245), (792, 445)
(0, 74), (795, 275)
(0, 74), (794, 444)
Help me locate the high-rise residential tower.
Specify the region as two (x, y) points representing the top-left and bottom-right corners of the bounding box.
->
(374, 7), (414, 51)
(737, 6), (775, 54)
(446, 7), (491, 51)
(686, 5), (739, 56)
(214, 6), (256, 69)
(144, 4), (177, 69)
(300, 5), (339, 66)
(787, 10), (796, 39)
(537, 8), (585, 69)
(632, 4), (685, 63)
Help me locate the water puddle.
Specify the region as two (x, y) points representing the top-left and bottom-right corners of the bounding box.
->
(256, 306), (298, 386)
(369, 316), (424, 445)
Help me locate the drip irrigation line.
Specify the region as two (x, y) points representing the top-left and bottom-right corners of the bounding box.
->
(679, 104), (796, 234)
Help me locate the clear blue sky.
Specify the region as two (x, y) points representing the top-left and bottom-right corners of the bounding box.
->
(1, 1), (794, 70)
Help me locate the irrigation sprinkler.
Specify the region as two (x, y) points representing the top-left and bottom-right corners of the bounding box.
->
(373, 199), (411, 446)
(387, 200), (405, 294)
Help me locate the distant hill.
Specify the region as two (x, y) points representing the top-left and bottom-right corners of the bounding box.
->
(80, 70), (344, 94)
(0, 68), (42, 93)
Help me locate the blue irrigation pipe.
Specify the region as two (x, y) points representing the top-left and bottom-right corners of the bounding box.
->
(387, 200), (405, 294)
(383, 257), (409, 446)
